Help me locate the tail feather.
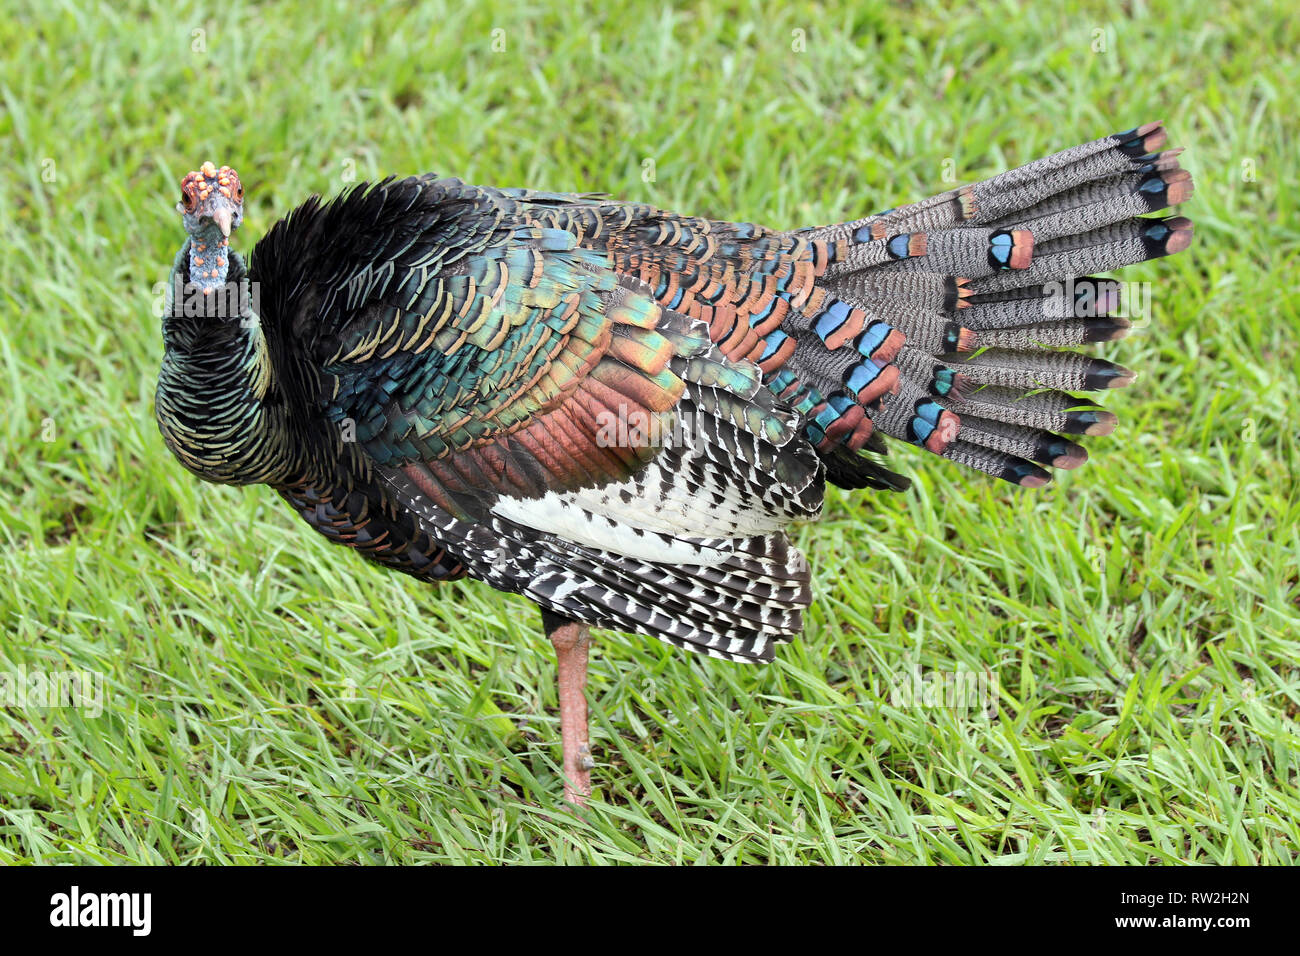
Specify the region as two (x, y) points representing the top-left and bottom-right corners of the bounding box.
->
(957, 414), (1089, 470)
(779, 123), (1192, 487)
(941, 438), (1052, 487)
(972, 216), (1193, 294)
(945, 348), (1136, 392)
(988, 163), (1193, 240)
(870, 227), (1035, 278)
(945, 384), (1118, 436)
(962, 277), (1123, 328)
(807, 122), (1171, 239)
(822, 272), (971, 316)
(972, 316), (1132, 349)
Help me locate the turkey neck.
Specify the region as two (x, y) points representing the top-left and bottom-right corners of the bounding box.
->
(157, 243), (293, 486)
(186, 221), (231, 293)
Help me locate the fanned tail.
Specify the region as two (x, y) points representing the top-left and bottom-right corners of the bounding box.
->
(782, 122), (1194, 487)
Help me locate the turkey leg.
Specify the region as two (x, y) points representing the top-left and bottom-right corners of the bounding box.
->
(542, 609), (592, 806)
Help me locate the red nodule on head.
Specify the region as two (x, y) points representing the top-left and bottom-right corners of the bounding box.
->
(180, 163), (243, 209)
(179, 163), (243, 236)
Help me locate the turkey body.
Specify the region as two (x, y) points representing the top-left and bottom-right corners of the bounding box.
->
(157, 125), (1193, 663)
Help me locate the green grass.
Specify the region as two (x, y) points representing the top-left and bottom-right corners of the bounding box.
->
(1, 0), (1297, 864)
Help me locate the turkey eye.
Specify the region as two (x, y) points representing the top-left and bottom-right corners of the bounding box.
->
(182, 191), (196, 211)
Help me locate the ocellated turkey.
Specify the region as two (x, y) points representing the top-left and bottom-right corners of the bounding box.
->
(157, 126), (1193, 804)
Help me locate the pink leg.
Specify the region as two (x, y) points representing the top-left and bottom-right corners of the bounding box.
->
(545, 614), (592, 806)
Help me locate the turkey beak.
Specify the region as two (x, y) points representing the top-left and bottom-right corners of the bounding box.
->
(211, 207), (232, 238)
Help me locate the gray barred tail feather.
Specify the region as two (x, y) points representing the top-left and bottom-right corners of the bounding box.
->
(787, 122), (1193, 488)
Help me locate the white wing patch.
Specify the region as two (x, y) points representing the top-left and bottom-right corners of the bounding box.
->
(490, 489), (734, 566)
(488, 383), (821, 566)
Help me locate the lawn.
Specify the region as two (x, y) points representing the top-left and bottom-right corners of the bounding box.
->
(0, 0), (1296, 864)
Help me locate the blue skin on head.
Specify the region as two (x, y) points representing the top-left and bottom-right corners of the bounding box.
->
(178, 163), (244, 295)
